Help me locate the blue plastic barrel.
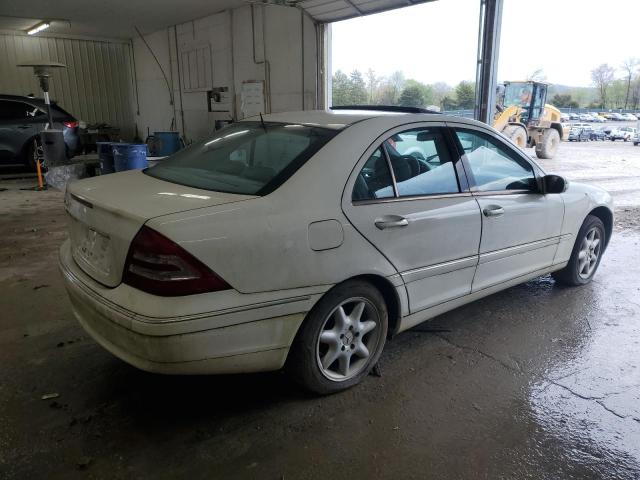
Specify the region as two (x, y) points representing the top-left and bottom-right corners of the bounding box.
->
(96, 142), (115, 174)
(112, 143), (148, 172)
(153, 131), (181, 156)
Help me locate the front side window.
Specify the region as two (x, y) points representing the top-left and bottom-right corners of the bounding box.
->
(146, 122), (339, 195)
(455, 129), (536, 192)
(352, 127), (460, 201)
(384, 128), (459, 197)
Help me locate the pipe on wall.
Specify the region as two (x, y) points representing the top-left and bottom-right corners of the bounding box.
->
(250, 4), (271, 113)
(173, 25), (186, 140)
(301, 10), (305, 110)
(129, 39), (140, 116)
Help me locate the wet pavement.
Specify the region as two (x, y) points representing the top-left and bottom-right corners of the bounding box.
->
(1, 141), (639, 479)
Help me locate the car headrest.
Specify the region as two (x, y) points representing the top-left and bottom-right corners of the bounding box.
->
(353, 174), (371, 201)
(400, 155), (420, 177)
(389, 156), (412, 182)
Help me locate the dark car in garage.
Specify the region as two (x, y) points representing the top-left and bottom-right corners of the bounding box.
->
(0, 94), (79, 169)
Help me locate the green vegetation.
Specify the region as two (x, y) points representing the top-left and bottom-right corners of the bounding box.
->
(589, 60), (640, 109)
(331, 69), (469, 111)
(332, 59), (640, 111)
(550, 94), (579, 109)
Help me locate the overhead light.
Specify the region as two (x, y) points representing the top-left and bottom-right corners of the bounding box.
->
(27, 22), (50, 35)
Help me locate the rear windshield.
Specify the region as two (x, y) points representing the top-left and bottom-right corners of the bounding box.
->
(51, 102), (75, 118)
(145, 121), (339, 195)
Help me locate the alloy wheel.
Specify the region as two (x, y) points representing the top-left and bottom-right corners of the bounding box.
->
(577, 227), (601, 279)
(315, 297), (382, 381)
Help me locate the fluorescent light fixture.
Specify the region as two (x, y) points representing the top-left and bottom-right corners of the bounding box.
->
(27, 22), (50, 35)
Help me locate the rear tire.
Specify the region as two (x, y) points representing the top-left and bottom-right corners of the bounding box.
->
(26, 137), (44, 172)
(287, 280), (388, 395)
(552, 215), (605, 286)
(503, 125), (528, 149)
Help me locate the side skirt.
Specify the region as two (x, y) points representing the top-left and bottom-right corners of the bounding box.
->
(396, 262), (568, 334)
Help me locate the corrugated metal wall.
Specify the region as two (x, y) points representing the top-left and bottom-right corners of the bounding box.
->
(0, 34), (134, 136)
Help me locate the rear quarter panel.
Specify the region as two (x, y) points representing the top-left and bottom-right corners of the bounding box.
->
(147, 117), (409, 295)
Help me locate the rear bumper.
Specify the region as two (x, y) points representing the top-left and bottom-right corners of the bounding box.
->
(59, 241), (306, 374)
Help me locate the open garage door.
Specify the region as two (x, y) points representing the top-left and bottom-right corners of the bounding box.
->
(297, 0), (436, 23)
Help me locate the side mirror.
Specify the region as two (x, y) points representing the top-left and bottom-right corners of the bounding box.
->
(543, 174), (568, 194)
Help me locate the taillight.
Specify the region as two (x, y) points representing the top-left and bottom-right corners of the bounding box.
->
(123, 226), (231, 296)
(63, 121), (79, 128)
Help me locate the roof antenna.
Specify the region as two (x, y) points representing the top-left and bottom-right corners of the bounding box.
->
(259, 112), (267, 132)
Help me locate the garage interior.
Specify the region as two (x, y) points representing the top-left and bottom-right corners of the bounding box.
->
(1, 0), (640, 478)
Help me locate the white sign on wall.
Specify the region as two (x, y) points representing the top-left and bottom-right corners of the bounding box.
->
(240, 81), (265, 118)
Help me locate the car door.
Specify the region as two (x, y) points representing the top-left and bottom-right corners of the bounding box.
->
(342, 123), (481, 314)
(449, 124), (564, 291)
(0, 100), (42, 163)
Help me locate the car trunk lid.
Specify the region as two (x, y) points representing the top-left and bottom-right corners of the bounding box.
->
(65, 170), (255, 287)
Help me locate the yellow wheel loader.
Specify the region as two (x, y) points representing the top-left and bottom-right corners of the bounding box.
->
(493, 81), (568, 159)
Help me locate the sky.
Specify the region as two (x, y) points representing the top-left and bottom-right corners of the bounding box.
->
(331, 0), (640, 88)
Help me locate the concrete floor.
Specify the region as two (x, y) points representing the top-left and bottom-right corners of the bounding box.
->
(1, 141), (640, 479)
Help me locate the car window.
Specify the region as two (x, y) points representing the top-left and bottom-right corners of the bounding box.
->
(455, 129), (536, 192)
(0, 101), (32, 120)
(352, 127), (460, 201)
(352, 147), (395, 201)
(381, 128), (459, 197)
(146, 122), (339, 195)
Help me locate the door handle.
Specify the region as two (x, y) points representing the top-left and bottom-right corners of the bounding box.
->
(483, 205), (504, 218)
(375, 215), (409, 230)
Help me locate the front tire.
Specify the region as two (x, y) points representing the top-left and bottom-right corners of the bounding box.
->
(287, 280), (388, 394)
(552, 215), (605, 286)
(503, 125), (528, 149)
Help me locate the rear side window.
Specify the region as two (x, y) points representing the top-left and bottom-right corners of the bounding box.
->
(146, 122), (339, 195)
(352, 147), (394, 201)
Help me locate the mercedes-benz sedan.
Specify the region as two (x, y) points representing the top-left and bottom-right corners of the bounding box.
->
(60, 108), (613, 394)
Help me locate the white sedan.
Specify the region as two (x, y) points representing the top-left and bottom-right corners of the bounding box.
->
(60, 108), (613, 394)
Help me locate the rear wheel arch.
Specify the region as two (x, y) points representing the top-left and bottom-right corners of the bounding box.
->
(20, 134), (38, 158)
(22, 135), (42, 170)
(353, 274), (401, 338)
(293, 274), (401, 346)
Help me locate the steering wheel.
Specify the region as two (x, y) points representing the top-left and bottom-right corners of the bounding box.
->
(408, 151), (432, 173)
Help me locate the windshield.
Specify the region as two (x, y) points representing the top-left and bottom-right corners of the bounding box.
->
(503, 83), (533, 108)
(145, 121), (340, 195)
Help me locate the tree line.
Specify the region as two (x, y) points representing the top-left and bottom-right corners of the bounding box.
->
(332, 69), (476, 111)
(333, 59), (640, 112)
(588, 59), (640, 110)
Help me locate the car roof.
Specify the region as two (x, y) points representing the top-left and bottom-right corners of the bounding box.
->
(242, 109), (479, 130)
(0, 94), (46, 104)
